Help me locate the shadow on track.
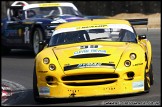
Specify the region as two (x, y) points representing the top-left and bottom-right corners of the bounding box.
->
(35, 93), (148, 105)
(1, 49), (35, 59)
(12, 89), (148, 105)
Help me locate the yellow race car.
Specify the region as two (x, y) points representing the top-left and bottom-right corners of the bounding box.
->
(33, 18), (153, 102)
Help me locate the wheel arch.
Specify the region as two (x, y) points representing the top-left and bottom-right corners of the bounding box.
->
(145, 40), (152, 72)
(146, 40), (152, 65)
(30, 24), (46, 46)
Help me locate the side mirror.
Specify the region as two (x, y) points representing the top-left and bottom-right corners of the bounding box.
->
(138, 35), (146, 40)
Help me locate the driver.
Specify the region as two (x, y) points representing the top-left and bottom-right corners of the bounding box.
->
(17, 10), (23, 19)
(27, 10), (36, 18)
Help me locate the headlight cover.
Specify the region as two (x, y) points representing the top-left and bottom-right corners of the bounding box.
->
(49, 64), (56, 71)
(43, 57), (50, 64)
(130, 53), (136, 60)
(124, 60), (131, 67)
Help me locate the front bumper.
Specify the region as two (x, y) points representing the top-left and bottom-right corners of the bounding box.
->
(37, 77), (144, 98)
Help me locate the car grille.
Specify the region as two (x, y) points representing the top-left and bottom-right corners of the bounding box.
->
(62, 73), (119, 86)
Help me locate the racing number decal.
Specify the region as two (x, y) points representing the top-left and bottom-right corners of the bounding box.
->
(24, 27), (30, 43)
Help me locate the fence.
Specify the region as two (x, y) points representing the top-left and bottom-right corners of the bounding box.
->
(73, 1), (160, 16)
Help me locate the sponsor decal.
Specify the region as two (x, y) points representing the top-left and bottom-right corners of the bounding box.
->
(76, 24), (108, 30)
(39, 87), (50, 95)
(74, 49), (106, 56)
(47, 23), (135, 35)
(64, 63), (115, 71)
(24, 27), (30, 43)
(77, 63), (102, 68)
(39, 3), (60, 7)
(108, 61), (114, 64)
(38, 71), (48, 73)
(132, 81), (144, 90)
(133, 63), (143, 66)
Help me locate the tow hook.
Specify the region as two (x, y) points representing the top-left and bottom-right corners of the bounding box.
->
(69, 90), (76, 98)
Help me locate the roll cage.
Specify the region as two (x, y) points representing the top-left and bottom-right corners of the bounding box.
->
(7, 1), (28, 21)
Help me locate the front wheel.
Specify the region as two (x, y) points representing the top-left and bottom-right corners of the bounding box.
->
(33, 28), (44, 55)
(149, 64), (154, 85)
(144, 71), (151, 92)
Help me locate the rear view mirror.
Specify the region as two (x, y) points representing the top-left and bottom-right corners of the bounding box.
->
(138, 35), (146, 40)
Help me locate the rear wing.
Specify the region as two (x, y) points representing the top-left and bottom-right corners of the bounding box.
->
(127, 18), (148, 25)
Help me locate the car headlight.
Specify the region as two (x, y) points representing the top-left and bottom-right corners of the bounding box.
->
(43, 57), (50, 64)
(124, 60), (131, 67)
(49, 64), (56, 71)
(130, 53), (136, 60)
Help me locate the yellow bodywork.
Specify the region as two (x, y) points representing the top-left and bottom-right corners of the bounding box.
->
(35, 19), (152, 98)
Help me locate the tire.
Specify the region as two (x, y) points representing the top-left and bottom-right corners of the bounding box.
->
(33, 67), (43, 102)
(149, 64), (154, 85)
(144, 71), (150, 92)
(33, 28), (44, 55)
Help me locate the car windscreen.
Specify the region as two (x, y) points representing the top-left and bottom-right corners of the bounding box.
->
(48, 28), (137, 46)
(26, 6), (82, 18)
